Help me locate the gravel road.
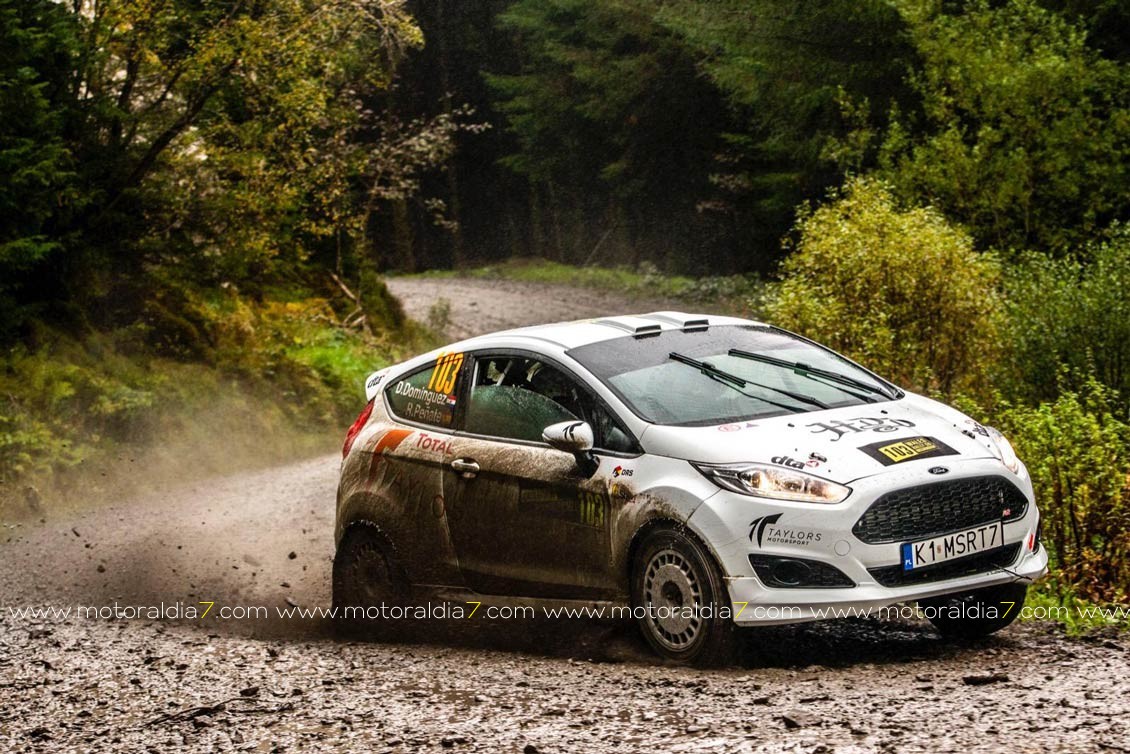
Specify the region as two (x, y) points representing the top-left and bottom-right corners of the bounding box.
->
(1, 277), (1127, 753)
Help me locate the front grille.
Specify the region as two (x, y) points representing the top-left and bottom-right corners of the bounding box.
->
(868, 543), (1022, 587)
(853, 476), (1028, 545)
(748, 554), (854, 589)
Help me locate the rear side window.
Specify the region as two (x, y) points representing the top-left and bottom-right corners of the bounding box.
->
(385, 352), (464, 428)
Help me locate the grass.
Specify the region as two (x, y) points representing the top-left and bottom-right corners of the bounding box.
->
(0, 291), (442, 519)
(1022, 580), (1130, 635)
(397, 257), (763, 312)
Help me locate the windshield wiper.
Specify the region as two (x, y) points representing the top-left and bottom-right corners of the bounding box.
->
(668, 352), (829, 411)
(728, 348), (895, 400)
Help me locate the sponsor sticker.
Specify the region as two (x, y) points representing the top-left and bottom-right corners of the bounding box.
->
(807, 417), (915, 441)
(428, 351), (464, 395)
(859, 436), (959, 466)
(748, 513), (823, 548)
(718, 421), (758, 432)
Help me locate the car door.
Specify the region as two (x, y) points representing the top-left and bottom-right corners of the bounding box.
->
(442, 352), (633, 599)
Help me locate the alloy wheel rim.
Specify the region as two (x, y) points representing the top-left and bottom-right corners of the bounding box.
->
(642, 547), (704, 651)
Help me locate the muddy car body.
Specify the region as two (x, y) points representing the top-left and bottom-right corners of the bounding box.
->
(334, 312), (1047, 664)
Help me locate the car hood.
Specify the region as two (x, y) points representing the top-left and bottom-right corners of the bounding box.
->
(637, 393), (1003, 484)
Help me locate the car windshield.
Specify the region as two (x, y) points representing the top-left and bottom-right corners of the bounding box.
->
(566, 325), (898, 426)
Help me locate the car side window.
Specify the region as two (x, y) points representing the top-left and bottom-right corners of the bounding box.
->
(385, 351), (464, 429)
(464, 355), (638, 453)
(464, 356), (577, 442)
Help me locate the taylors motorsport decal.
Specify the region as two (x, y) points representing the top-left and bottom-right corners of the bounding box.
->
(859, 436), (959, 466)
(807, 416), (915, 441)
(748, 514), (823, 548)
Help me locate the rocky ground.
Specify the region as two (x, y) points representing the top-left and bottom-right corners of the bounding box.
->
(1, 278), (1127, 753)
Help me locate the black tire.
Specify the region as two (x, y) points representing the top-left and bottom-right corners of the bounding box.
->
(920, 581), (1028, 639)
(332, 524), (408, 638)
(630, 527), (739, 666)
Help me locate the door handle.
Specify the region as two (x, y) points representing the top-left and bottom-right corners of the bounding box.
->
(451, 458), (480, 478)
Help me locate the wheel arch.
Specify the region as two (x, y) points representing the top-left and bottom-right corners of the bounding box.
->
(623, 515), (730, 592)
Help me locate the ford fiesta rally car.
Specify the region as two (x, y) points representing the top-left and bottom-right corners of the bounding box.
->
(334, 312), (1047, 665)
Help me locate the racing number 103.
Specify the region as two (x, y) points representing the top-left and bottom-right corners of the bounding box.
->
(578, 490), (606, 528)
(428, 352), (464, 395)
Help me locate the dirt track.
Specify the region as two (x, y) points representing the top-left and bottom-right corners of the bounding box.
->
(1, 277), (1128, 753)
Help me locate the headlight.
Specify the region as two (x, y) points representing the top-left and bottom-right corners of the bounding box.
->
(692, 462), (851, 504)
(986, 427), (1021, 474)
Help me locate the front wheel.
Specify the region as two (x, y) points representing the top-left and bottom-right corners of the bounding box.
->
(920, 582), (1028, 639)
(630, 527), (738, 666)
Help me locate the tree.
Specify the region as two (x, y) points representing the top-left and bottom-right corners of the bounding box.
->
(763, 178), (1004, 397)
(0, 0), (80, 334)
(487, 0), (733, 271)
(877, 0), (1130, 254)
(643, 0), (920, 264)
(0, 0), (466, 341)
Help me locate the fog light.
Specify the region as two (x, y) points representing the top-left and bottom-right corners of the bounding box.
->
(748, 554), (854, 589)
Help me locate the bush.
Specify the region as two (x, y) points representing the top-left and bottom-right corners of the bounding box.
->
(1003, 226), (1130, 405)
(998, 378), (1130, 602)
(763, 177), (1003, 397)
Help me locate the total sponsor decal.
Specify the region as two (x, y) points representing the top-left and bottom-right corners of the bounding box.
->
(415, 432), (452, 455)
(806, 416), (915, 441)
(859, 435), (959, 466)
(748, 514), (823, 548)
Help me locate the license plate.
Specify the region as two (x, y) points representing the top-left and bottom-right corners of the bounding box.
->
(901, 521), (1005, 571)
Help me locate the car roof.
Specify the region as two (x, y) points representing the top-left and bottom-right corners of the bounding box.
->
(444, 311), (765, 352)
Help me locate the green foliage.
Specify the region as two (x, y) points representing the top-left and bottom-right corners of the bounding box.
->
(1002, 226), (1130, 404)
(878, 0), (1130, 253)
(0, 0), (80, 330)
(647, 0), (918, 250)
(486, 0), (733, 269)
(997, 378), (1130, 602)
(1024, 581), (1130, 634)
(0, 294), (439, 495)
(0, 0), (467, 337)
(763, 178), (1003, 396)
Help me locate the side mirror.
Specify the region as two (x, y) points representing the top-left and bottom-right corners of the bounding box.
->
(542, 421), (598, 477)
(542, 421), (594, 452)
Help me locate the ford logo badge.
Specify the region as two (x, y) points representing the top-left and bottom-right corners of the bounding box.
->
(928, 466), (949, 475)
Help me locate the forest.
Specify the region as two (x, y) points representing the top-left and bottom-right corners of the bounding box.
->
(1, 0), (1129, 607)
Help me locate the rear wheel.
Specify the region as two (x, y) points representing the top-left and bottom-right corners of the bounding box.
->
(920, 582), (1028, 639)
(332, 524), (407, 637)
(630, 527), (738, 666)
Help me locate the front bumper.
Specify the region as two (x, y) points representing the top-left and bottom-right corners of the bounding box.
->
(686, 457), (1049, 626)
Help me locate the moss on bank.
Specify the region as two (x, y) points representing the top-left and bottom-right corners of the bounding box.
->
(1, 286), (439, 518)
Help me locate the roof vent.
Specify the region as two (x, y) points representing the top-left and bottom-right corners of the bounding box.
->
(642, 312), (710, 330)
(594, 317), (663, 336)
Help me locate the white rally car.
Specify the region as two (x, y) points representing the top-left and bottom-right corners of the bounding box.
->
(334, 312), (1047, 665)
